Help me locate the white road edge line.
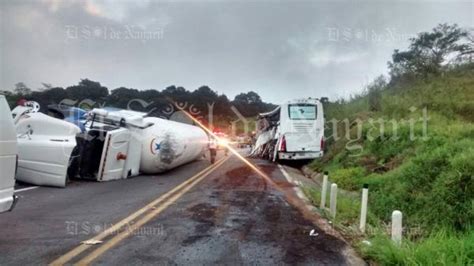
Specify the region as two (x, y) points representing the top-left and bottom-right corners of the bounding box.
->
(15, 186), (39, 193)
(277, 164), (307, 200)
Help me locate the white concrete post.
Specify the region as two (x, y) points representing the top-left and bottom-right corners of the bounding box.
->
(391, 210), (403, 245)
(329, 183), (338, 219)
(320, 171), (329, 209)
(359, 184), (369, 233)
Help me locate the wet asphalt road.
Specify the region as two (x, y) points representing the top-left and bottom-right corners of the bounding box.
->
(0, 150), (359, 265)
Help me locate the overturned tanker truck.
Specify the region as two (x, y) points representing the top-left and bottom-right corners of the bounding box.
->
(250, 98), (325, 161)
(12, 102), (208, 187)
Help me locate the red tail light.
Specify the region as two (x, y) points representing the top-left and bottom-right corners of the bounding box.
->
(280, 135), (287, 152)
(320, 137), (325, 151)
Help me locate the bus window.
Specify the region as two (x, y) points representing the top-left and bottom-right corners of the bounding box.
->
(288, 104), (317, 120)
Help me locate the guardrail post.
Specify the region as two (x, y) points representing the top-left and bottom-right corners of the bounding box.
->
(359, 184), (369, 233)
(320, 171), (329, 209)
(391, 210), (402, 245)
(329, 183), (337, 219)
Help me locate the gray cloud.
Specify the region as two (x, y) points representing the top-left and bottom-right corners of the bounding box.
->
(1, 0), (472, 103)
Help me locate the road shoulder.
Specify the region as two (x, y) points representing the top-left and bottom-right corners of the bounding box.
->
(278, 163), (366, 266)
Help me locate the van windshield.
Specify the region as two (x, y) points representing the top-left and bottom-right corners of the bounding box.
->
(288, 104), (317, 120)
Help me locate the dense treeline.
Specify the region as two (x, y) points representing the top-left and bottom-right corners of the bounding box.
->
(2, 80), (276, 132)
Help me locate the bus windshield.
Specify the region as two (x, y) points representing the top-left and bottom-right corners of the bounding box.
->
(288, 104), (317, 120)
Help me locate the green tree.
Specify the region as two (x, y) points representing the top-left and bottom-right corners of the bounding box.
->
(108, 87), (140, 109)
(232, 91), (275, 117)
(66, 79), (109, 101)
(30, 87), (67, 109)
(389, 24), (471, 78)
(191, 86), (218, 113)
(161, 85), (191, 104)
(234, 91), (263, 105)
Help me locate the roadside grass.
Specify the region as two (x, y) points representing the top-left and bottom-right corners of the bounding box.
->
(305, 65), (474, 265)
(359, 230), (474, 265)
(303, 182), (474, 265)
(302, 184), (381, 238)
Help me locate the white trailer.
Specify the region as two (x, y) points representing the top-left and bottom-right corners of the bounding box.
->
(0, 95), (18, 212)
(251, 98), (325, 161)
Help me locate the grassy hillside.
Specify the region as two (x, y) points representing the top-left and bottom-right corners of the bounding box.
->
(306, 64), (474, 264)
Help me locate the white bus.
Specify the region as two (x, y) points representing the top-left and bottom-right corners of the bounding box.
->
(253, 98), (325, 161)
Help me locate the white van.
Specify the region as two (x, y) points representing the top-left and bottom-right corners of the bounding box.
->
(254, 98), (325, 161)
(0, 95), (18, 212)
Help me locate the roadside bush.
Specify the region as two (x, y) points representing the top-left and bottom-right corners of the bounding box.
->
(454, 101), (474, 121)
(367, 138), (474, 232)
(331, 167), (366, 191)
(429, 148), (474, 231)
(308, 160), (324, 173)
(364, 124), (418, 164)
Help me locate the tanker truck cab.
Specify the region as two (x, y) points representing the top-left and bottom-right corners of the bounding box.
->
(275, 98), (324, 160)
(0, 95), (18, 212)
(71, 109), (148, 182)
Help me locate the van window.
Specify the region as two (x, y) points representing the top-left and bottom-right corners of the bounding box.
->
(288, 104), (317, 120)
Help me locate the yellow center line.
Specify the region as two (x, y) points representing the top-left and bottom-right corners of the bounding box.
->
(76, 156), (229, 265)
(50, 156), (229, 266)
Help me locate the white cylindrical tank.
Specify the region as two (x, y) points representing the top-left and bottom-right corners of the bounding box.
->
(140, 117), (208, 173)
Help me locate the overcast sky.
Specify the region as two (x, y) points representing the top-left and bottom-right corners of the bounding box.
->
(0, 0), (472, 104)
